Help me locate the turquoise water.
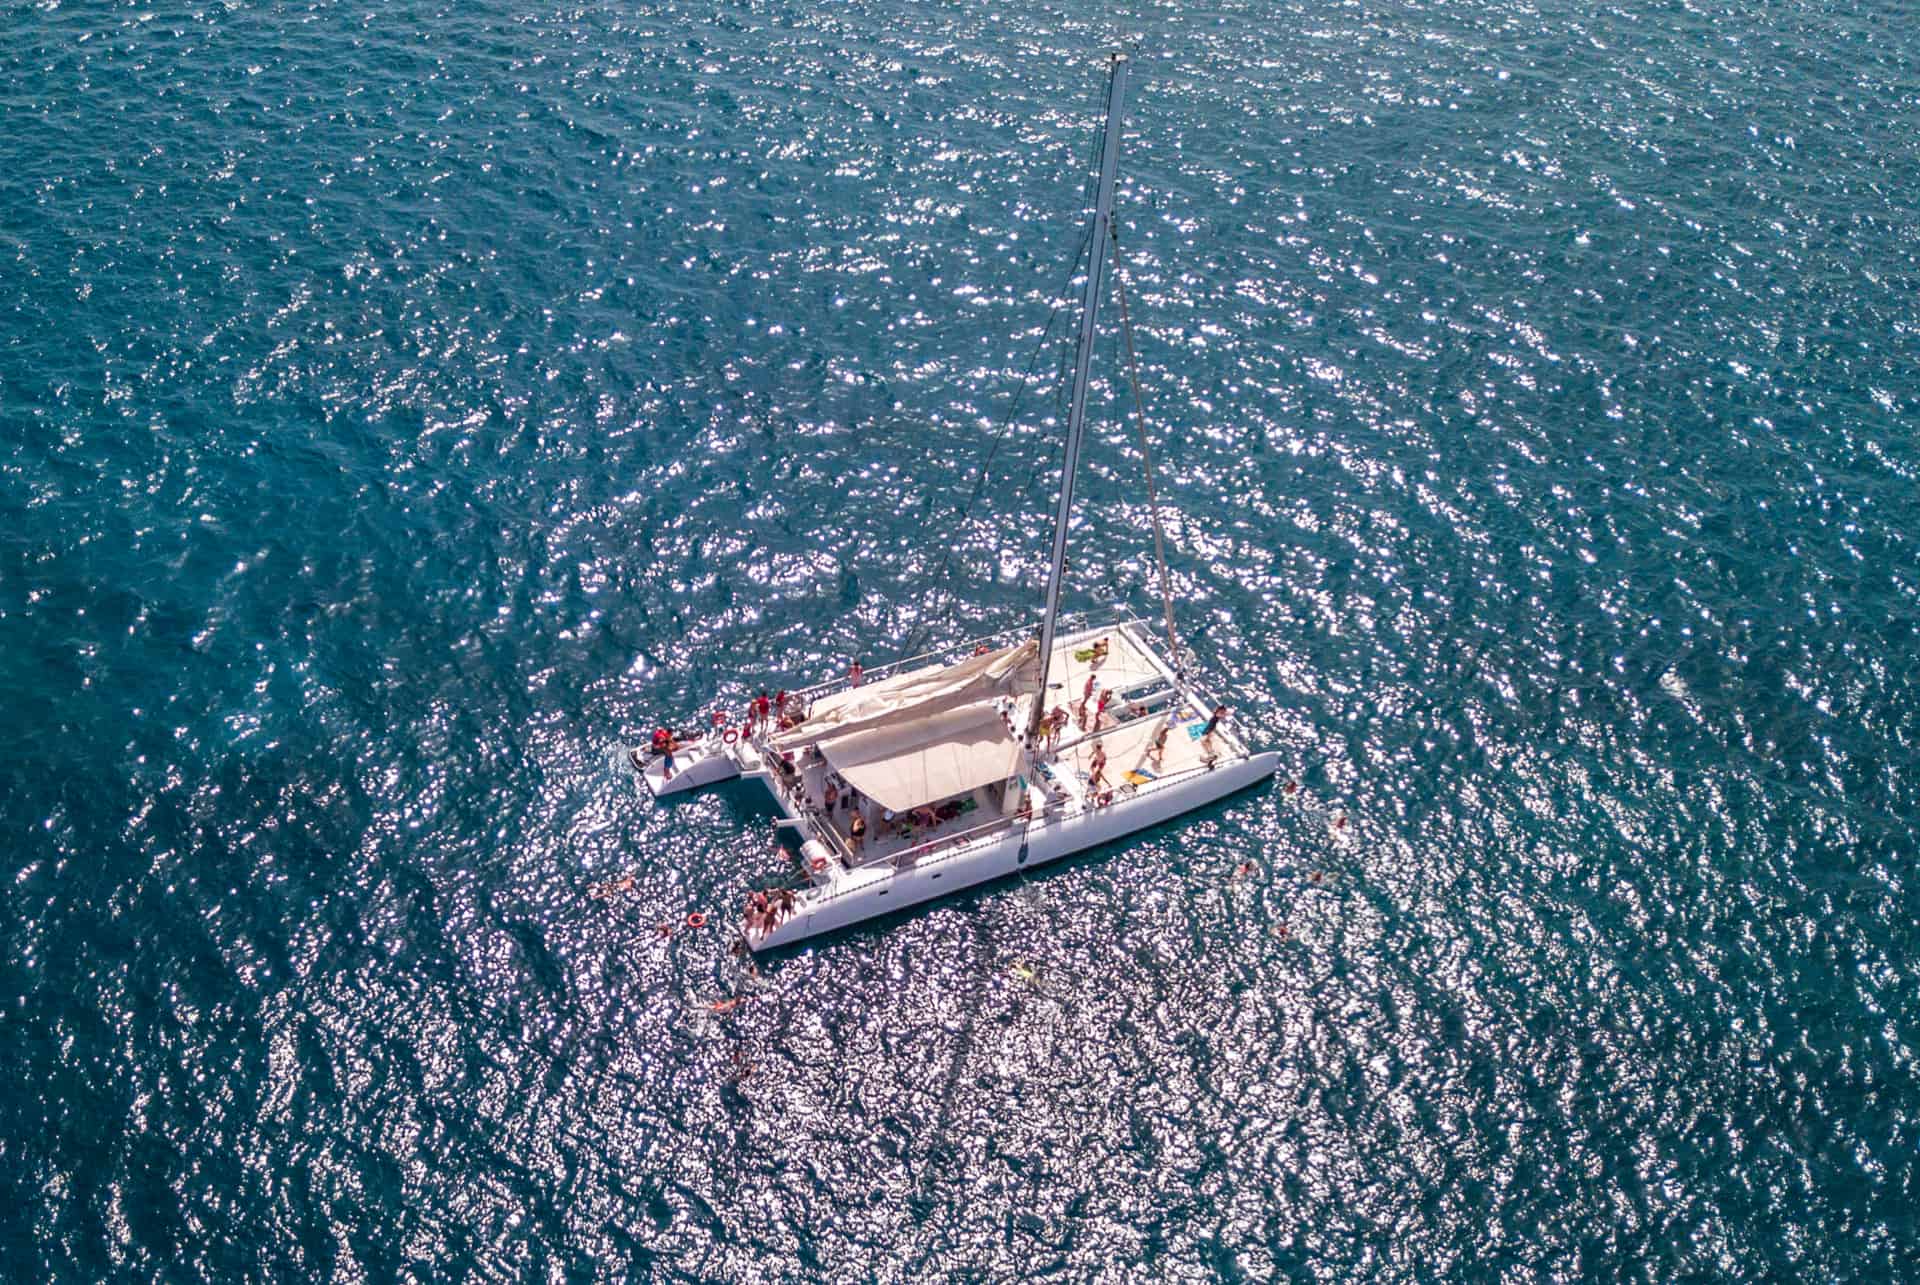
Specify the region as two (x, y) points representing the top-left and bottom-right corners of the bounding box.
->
(4, 0), (1918, 1277)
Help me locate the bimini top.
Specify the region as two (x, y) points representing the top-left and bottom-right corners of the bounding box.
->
(769, 640), (1038, 813)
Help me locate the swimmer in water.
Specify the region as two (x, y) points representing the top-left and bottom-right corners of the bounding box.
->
(1233, 861), (1258, 881)
(591, 874), (636, 900)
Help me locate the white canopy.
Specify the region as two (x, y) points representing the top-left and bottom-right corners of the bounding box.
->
(770, 640), (1039, 812)
(821, 703), (1023, 814)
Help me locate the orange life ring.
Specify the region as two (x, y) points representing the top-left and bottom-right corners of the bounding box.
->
(723, 728), (739, 745)
(809, 856), (827, 874)
(685, 911), (707, 929)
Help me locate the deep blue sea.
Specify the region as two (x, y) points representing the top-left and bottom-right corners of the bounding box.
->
(4, 0), (1918, 1278)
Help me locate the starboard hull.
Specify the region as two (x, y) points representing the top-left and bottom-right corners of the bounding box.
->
(748, 750), (1280, 950)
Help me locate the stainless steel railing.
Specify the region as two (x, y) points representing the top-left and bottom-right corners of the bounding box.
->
(797, 750), (1258, 906)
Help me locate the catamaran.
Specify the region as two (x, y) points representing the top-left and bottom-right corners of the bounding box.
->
(633, 54), (1281, 950)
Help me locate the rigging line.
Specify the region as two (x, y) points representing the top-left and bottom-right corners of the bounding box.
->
(1109, 231), (1185, 677)
(898, 220), (1096, 661)
(899, 67), (1116, 659)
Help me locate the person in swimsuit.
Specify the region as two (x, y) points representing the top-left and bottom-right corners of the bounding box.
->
(1148, 718), (1171, 768)
(1077, 674), (1098, 730)
(1201, 703), (1228, 756)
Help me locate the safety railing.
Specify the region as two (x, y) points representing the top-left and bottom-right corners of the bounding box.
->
(797, 748), (1259, 907)
(756, 754), (854, 863)
(876, 810), (1022, 870)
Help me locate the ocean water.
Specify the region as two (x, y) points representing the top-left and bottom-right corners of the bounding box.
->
(3, 0), (1918, 1277)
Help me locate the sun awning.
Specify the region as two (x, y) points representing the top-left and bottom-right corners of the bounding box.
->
(819, 702), (1023, 814)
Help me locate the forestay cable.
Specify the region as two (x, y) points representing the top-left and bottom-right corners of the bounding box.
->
(1109, 233), (1184, 676)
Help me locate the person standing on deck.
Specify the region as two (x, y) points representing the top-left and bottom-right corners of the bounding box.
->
(849, 811), (867, 854)
(1201, 703), (1229, 755)
(848, 660), (864, 687)
(1148, 716), (1171, 769)
(1088, 742), (1108, 792)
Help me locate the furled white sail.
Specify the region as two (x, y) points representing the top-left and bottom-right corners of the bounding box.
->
(765, 639), (1038, 812)
(769, 640), (1037, 749)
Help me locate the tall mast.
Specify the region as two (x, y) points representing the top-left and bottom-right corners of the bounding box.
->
(1027, 52), (1128, 742)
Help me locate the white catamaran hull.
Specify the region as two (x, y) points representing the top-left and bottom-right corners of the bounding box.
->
(635, 736), (742, 797)
(750, 750), (1279, 950)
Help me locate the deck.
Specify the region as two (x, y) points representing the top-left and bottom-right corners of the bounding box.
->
(750, 619), (1243, 875)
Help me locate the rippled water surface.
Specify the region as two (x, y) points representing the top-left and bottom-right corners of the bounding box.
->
(4, 0), (1919, 1278)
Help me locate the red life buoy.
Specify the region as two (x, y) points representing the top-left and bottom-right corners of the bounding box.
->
(809, 856), (827, 874)
(686, 911), (707, 929)
(723, 728), (739, 745)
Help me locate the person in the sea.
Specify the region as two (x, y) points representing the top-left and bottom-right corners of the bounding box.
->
(592, 873), (635, 900)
